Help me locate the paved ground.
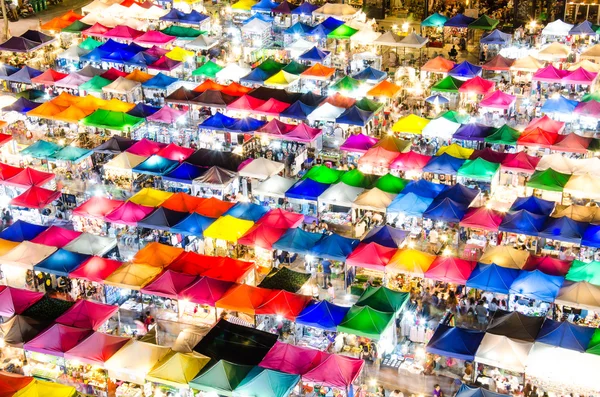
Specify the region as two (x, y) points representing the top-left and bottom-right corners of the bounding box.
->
(7, 0), (90, 36)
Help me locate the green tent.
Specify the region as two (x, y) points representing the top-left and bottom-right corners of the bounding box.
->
(337, 305), (394, 340)
(566, 260), (600, 284)
(355, 286), (410, 314)
(192, 60), (224, 78)
(233, 367), (300, 397)
(189, 360), (253, 396)
(457, 158), (500, 181)
(81, 109), (144, 131)
(439, 110), (470, 124)
(468, 15), (499, 30)
(485, 124), (521, 145)
(431, 76), (464, 93)
(79, 37), (102, 50)
(62, 20), (92, 33)
(50, 146), (92, 163)
(526, 168), (571, 192)
(79, 76), (112, 93)
(373, 173), (407, 194)
(160, 25), (203, 39)
(303, 165), (344, 184)
(330, 76), (361, 94)
(20, 140), (61, 158)
(355, 97), (384, 112)
(257, 58), (287, 74)
(582, 91), (600, 102)
(588, 138), (600, 152)
(421, 13), (448, 28)
(340, 169), (378, 188)
(327, 24), (359, 39)
(587, 329), (600, 355)
(282, 60), (309, 75)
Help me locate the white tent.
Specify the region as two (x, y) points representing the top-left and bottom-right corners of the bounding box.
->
(570, 157), (600, 176)
(568, 59), (600, 72)
(215, 63), (251, 82)
(535, 153), (574, 174)
(104, 152), (146, 171)
(554, 281), (600, 311)
(352, 188), (396, 211)
(63, 233), (117, 256)
(54, 73), (92, 89)
(398, 32), (429, 48)
(105, 341), (171, 385)
(81, 0), (109, 14)
(536, 42), (570, 61)
(104, 3), (130, 17)
(0, 241), (56, 269)
(319, 182), (364, 207)
(57, 46), (91, 61)
(103, 77), (142, 95)
(254, 175), (296, 198)
(475, 333), (533, 373)
(307, 103), (345, 122)
(80, 13), (100, 25)
(96, 16), (121, 28)
(76, 65), (105, 78)
(185, 35), (218, 50)
(121, 18), (147, 31)
(350, 29), (381, 45)
(580, 44), (600, 61)
(313, 3), (359, 19)
(422, 117), (461, 139)
(509, 55), (544, 72)
(238, 158), (285, 180)
(241, 18), (271, 34)
(289, 39), (316, 58)
(541, 19), (574, 36)
(564, 173), (600, 199)
(373, 31), (403, 47)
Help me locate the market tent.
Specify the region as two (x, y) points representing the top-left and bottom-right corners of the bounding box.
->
(574, 99), (600, 118)
(10, 186), (61, 209)
(129, 187), (173, 206)
(308, 233), (359, 262)
(466, 263), (520, 294)
(258, 208), (304, 229)
(355, 285), (409, 314)
(339, 169), (377, 189)
(537, 42), (570, 61)
(132, 242), (182, 269)
(303, 165), (344, 184)
(4, 167), (54, 188)
(345, 242), (397, 271)
(361, 225), (408, 248)
(425, 256), (476, 284)
(562, 67), (598, 85)
(189, 360), (254, 396)
(271, 228), (324, 255)
(2, 97), (40, 113)
(104, 340), (171, 384)
(284, 178), (330, 201)
(238, 158), (285, 181)
(509, 269), (564, 302)
(0, 314), (46, 347)
(55, 299), (117, 330)
(33, 248), (90, 277)
(532, 64), (569, 82)
(367, 80), (401, 98)
(552, 133), (591, 154)
(542, 19), (574, 35)
(444, 13), (475, 27)
(69, 257), (123, 283)
(194, 198), (235, 218)
(391, 114), (429, 134)
(509, 55), (544, 72)
(474, 333), (533, 372)
(387, 248), (436, 278)
(146, 352), (210, 389)
(510, 195), (555, 215)
(203, 215), (255, 243)
(479, 89), (516, 109)
(104, 201), (154, 226)
(63, 233), (117, 256)
(498, 209), (547, 236)
(0, 286), (43, 318)
(422, 56), (455, 73)
(82, 109), (143, 131)
(256, 289), (311, 320)
(487, 310), (544, 341)
(480, 29), (512, 45)
(552, 203), (600, 223)
(23, 323), (91, 356)
(390, 151), (431, 172)
(298, 46), (331, 63)
(94, 136), (136, 154)
(224, 202), (269, 222)
(421, 12), (448, 27)
(566, 260), (600, 284)
(426, 324), (485, 361)
(457, 158), (499, 181)
(64, 331), (129, 366)
(422, 154), (465, 175)
(527, 168), (571, 192)
(1, 376), (76, 397)
(104, 262), (162, 290)
(133, 155), (179, 176)
(541, 95), (579, 114)
(353, 187), (396, 211)
(435, 143), (474, 159)
(387, 192), (432, 217)
(259, 341), (328, 375)
(233, 367), (300, 397)
(294, 300), (351, 332)
(0, 221), (47, 243)
(373, 31), (403, 46)
(538, 215), (588, 243)
(555, 281), (600, 311)
(536, 319), (595, 352)
(454, 384), (508, 397)
(337, 306), (394, 340)
(177, 276), (234, 306)
(402, 179), (448, 198)
(449, 61), (482, 80)
(371, 173), (406, 195)
(137, 207), (189, 231)
(160, 192), (204, 213)
(459, 206), (504, 231)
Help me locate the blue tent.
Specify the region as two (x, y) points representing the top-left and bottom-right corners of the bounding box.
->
(226, 117), (266, 133)
(535, 319), (596, 352)
(426, 324), (485, 361)
(422, 153), (465, 175)
(33, 249), (90, 277)
(453, 123), (495, 141)
(454, 384), (507, 397)
(284, 22), (312, 35)
(127, 103), (160, 118)
(97, 39), (128, 53)
(199, 112), (237, 130)
(160, 8), (186, 22)
(298, 46), (331, 62)
(292, 1), (318, 15)
(444, 13), (476, 28)
(336, 106), (373, 127)
(538, 216), (588, 244)
(425, 94), (449, 104)
(352, 66), (387, 83)
(142, 73), (179, 90)
(0, 64), (19, 79)
(480, 29), (512, 45)
(541, 95), (579, 114)
(252, 0), (279, 12)
(225, 202), (269, 222)
(509, 269), (564, 302)
(243, 13), (274, 24)
(0, 220), (47, 242)
(123, 43), (147, 54)
(308, 24), (329, 38)
(137, 208), (189, 231)
(362, 225), (409, 248)
(102, 50), (135, 64)
(569, 20), (596, 35)
(5, 66), (42, 84)
(180, 10), (209, 24)
(171, 212), (216, 236)
(124, 52), (159, 67)
(279, 100), (315, 120)
(448, 61), (482, 78)
(509, 196), (555, 216)
(387, 192), (433, 217)
(466, 263), (520, 294)
(310, 233), (359, 261)
(319, 17), (345, 32)
(2, 97), (41, 113)
(240, 68), (273, 83)
(164, 163), (206, 184)
(296, 300), (350, 331)
(498, 209), (547, 236)
(423, 198), (468, 223)
(285, 178), (330, 201)
(435, 183), (479, 206)
(272, 228), (325, 255)
(133, 155), (179, 176)
(582, 224), (600, 248)
(402, 179), (448, 198)
(80, 47), (111, 62)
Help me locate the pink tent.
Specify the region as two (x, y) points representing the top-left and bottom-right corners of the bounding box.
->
(284, 123), (322, 142)
(69, 257), (124, 283)
(479, 90), (516, 109)
(178, 276), (235, 306)
(126, 138), (167, 156)
(532, 65), (569, 82)
(345, 242), (397, 271)
(64, 332), (129, 366)
(457, 76), (495, 95)
(149, 56), (182, 71)
(31, 226), (81, 248)
(82, 23), (110, 37)
(258, 119), (295, 137)
(259, 341), (328, 375)
(525, 115), (565, 134)
(55, 299), (118, 330)
(140, 270), (197, 299)
(156, 143), (194, 162)
(104, 201), (154, 225)
(227, 95), (266, 112)
(238, 224), (287, 250)
(459, 206), (504, 231)
(562, 67), (598, 85)
(390, 151), (432, 172)
(102, 25), (144, 40)
(574, 100), (600, 118)
(0, 286), (43, 318)
(134, 31), (176, 46)
(302, 354), (364, 388)
(10, 186), (61, 209)
(340, 133), (378, 153)
(501, 152), (540, 174)
(254, 98), (291, 116)
(358, 147), (398, 169)
(145, 45), (168, 58)
(147, 106), (187, 124)
(72, 197), (124, 219)
(23, 324), (92, 356)
(257, 208), (304, 229)
(424, 256), (476, 284)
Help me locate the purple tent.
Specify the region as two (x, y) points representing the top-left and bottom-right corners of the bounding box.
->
(453, 123), (495, 141)
(340, 134), (379, 153)
(0, 37), (45, 53)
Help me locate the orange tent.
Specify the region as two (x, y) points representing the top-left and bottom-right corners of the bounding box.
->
(367, 80), (401, 98)
(51, 92), (81, 107)
(301, 63), (336, 80)
(75, 95), (107, 111)
(221, 82), (252, 97)
(216, 284), (273, 316)
(53, 105), (93, 124)
(160, 192), (205, 212)
(132, 242), (183, 268)
(60, 10), (83, 22)
(195, 197), (235, 218)
(41, 17), (72, 31)
(27, 102), (67, 119)
(324, 92), (356, 108)
(126, 69), (154, 83)
(193, 79), (226, 93)
(421, 56), (455, 73)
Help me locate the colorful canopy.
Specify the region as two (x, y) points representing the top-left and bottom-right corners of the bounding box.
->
(23, 323), (91, 356)
(426, 324), (485, 361)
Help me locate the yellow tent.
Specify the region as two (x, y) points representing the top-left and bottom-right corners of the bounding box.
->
(104, 152), (147, 171)
(552, 204), (600, 223)
(436, 143), (474, 159)
(76, 94), (108, 111)
(146, 352), (210, 388)
(264, 71), (299, 88)
(133, 242), (183, 268)
(105, 340), (171, 385)
(129, 188), (173, 207)
(231, 0), (256, 10)
(13, 378), (76, 397)
(479, 245), (529, 269)
(203, 215), (254, 243)
(166, 47), (195, 62)
(53, 105), (93, 124)
(0, 238), (20, 256)
(391, 114), (430, 134)
(387, 248), (435, 277)
(126, 69), (154, 83)
(104, 262), (162, 290)
(101, 98), (136, 113)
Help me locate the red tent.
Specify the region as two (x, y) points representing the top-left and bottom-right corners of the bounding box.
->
(216, 284), (273, 315)
(457, 76), (495, 95)
(103, 25), (144, 40)
(221, 82), (252, 97)
(259, 119), (296, 136)
(179, 276), (234, 306)
(302, 354), (364, 388)
(31, 226), (81, 248)
(202, 257), (253, 283)
(325, 92), (356, 108)
(5, 167), (55, 187)
(284, 123), (322, 143)
(522, 255), (572, 276)
(83, 23), (110, 37)
(259, 341), (328, 375)
(0, 286), (43, 318)
(10, 186), (61, 209)
(517, 127), (558, 148)
(525, 115), (565, 134)
(64, 331), (129, 366)
(31, 69), (68, 85)
(120, 0), (142, 6)
(238, 223), (287, 250)
(256, 290), (312, 321)
(140, 270), (198, 299)
(0, 134), (11, 147)
(358, 147), (398, 169)
(532, 64), (569, 82)
(23, 323), (92, 356)
(169, 252), (253, 283)
(156, 143), (195, 162)
(193, 79), (226, 93)
(0, 163), (22, 181)
(254, 98), (291, 116)
(195, 197), (234, 218)
(345, 242), (397, 271)
(390, 151), (432, 171)
(160, 192), (205, 212)
(0, 373), (34, 397)
(469, 148), (507, 163)
(56, 299), (118, 330)
(459, 207), (505, 231)
(551, 133), (591, 153)
(501, 152), (540, 174)
(104, 201), (154, 226)
(69, 257), (123, 283)
(424, 256), (476, 284)
(421, 56), (455, 73)
(227, 94), (266, 111)
(562, 67), (598, 85)
(482, 54), (514, 71)
(258, 209), (304, 229)
(101, 68), (128, 81)
(479, 90), (516, 109)
(72, 196), (124, 219)
(574, 100), (600, 118)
